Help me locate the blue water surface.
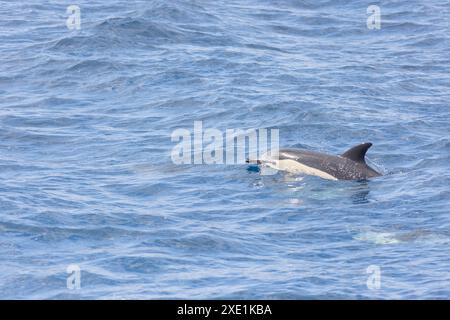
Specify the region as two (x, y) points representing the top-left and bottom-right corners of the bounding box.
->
(1, 0), (450, 299)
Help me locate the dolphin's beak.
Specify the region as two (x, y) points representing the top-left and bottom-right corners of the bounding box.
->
(246, 158), (262, 165)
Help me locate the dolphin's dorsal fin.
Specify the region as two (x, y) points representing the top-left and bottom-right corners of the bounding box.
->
(341, 143), (372, 163)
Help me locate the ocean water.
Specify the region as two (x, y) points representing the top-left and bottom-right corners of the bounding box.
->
(1, 0), (450, 299)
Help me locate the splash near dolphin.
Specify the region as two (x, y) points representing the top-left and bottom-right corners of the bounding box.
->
(248, 142), (382, 180)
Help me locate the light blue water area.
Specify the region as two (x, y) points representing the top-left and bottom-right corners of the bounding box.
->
(1, 0), (450, 299)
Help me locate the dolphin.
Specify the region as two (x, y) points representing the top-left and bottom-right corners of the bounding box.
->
(248, 142), (382, 180)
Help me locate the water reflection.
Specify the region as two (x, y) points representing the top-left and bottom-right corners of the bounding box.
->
(284, 174), (372, 205)
(349, 180), (371, 204)
(247, 165), (373, 205)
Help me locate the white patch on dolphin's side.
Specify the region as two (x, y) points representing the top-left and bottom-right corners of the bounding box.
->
(261, 156), (338, 180)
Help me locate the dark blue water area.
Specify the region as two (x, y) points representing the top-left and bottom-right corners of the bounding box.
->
(0, 0), (450, 299)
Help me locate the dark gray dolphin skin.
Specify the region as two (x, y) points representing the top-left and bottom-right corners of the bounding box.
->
(251, 142), (382, 180)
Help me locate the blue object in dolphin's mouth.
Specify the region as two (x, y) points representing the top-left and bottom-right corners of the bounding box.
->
(246, 164), (260, 172)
